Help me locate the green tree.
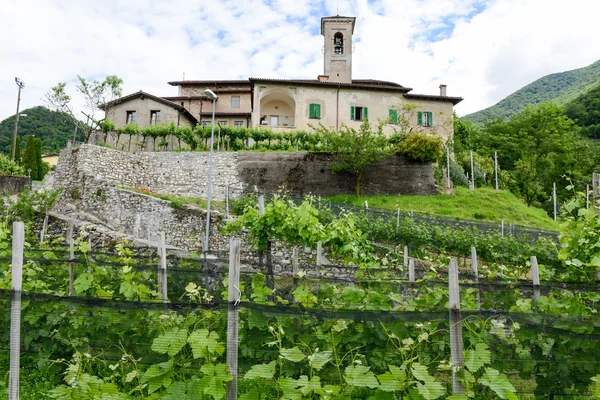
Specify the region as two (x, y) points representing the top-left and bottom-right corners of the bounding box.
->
(478, 103), (585, 207)
(34, 137), (44, 180)
(8, 136), (21, 164)
(44, 75), (123, 142)
(22, 136), (38, 179)
(315, 119), (393, 196)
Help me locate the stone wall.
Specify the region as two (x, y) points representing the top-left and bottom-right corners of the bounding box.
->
(0, 175), (31, 195)
(52, 144), (435, 201)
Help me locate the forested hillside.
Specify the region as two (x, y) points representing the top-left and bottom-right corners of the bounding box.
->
(463, 59), (600, 124)
(0, 106), (83, 154)
(564, 82), (600, 139)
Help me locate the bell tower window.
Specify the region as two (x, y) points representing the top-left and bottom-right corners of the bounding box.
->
(334, 32), (344, 54)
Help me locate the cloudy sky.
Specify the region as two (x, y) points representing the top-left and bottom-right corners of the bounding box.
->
(1, 0), (599, 122)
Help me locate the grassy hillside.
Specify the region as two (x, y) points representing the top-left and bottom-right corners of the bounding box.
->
(327, 187), (557, 231)
(0, 106), (84, 155)
(463, 59), (600, 124)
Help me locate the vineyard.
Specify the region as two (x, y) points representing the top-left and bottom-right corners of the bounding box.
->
(2, 193), (600, 399)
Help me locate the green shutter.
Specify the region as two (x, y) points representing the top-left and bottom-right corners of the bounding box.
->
(364, 107), (368, 120)
(316, 104), (321, 118)
(350, 106), (355, 120)
(389, 109), (398, 124)
(417, 111), (423, 125)
(309, 104), (315, 118)
(429, 112), (433, 126)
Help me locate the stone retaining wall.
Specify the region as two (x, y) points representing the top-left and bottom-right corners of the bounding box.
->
(0, 175), (31, 195)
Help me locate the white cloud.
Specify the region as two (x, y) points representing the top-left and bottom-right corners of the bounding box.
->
(1, 0), (599, 124)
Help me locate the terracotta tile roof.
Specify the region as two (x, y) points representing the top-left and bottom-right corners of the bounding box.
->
(248, 77), (412, 92)
(403, 93), (463, 105)
(167, 80), (252, 86)
(101, 91), (198, 124)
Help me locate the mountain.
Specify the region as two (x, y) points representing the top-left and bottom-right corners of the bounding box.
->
(0, 106), (84, 155)
(462, 59), (600, 124)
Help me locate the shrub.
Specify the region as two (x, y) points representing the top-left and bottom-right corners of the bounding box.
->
(0, 153), (24, 175)
(398, 132), (443, 162)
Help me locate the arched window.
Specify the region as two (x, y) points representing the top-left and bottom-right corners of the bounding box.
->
(334, 32), (344, 54)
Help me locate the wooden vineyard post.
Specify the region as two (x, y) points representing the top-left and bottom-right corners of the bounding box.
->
(9, 222), (24, 400)
(67, 221), (74, 296)
(316, 241), (323, 278)
(403, 246), (409, 269)
(471, 246), (481, 310)
(408, 259), (415, 283)
(258, 195), (265, 215)
(134, 214), (141, 238)
(225, 179), (230, 218)
(292, 247), (299, 277)
(531, 256), (541, 306)
(226, 238), (241, 400)
(40, 209), (49, 243)
(594, 173), (600, 212)
(159, 232), (168, 302)
(448, 258), (465, 394)
(258, 195), (273, 290)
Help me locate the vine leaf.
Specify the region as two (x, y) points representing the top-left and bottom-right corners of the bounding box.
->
(279, 377), (305, 400)
(243, 361), (276, 380)
(447, 395), (469, 400)
(140, 360), (174, 394)
(344, 365), (380, 389)
(308, 350), (332, 371)
(280, 346), (306, 362)
(377, 365), (407, 392)
(151, 327), (188, 357)
(411, 363), (445, 400)
(589, 374), (600, 399)
(188, 328), (224, 359)
(73, 273), (94, 294)
(464, 342), (491, 373)
(199, 363), (233, 400)
(479, 368), (518, 400)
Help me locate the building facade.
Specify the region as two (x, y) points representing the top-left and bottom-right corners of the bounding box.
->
(103, 15), (462, 143)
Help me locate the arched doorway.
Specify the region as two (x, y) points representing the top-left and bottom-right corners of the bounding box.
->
(259, 88), (296, 128)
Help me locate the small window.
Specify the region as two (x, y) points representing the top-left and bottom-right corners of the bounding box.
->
(231, 96), (240, 109)
(219, 121), (227, 126)
(418, 111), (433, 127)
(201, 121), (211, 127)
(150, 110), (160, 125)
(350, 106), (368, 121)
(234, 120), (244, 127)
(388, 109), (398, 124)
(309, 103), (321, 119)
(334, 32), (344, 54)
(126, 111), (136, 124)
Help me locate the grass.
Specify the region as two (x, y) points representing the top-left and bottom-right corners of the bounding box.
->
(326, 187), (558, 231)
(126, 187), (228, 213)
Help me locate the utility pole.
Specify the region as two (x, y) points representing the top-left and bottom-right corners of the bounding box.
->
(11, 78), (25, 161)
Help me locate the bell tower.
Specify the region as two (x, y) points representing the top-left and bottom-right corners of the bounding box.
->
(321, 16), (355, 84)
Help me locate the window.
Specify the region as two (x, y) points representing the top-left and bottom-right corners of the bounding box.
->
(234, 120), (244, 127)
(309, 103), (321, 119)
(350, 106), (368, 121)
(418, 111), (433, 127)
(126, 111), (136, 124)
(201, 121), (211, 127)
(150, 110), (160, 125)
(231, 96), (240, 109)
(388, 109), (398, 124)
(334, 32), (344, 54)
(219, 121), (227, 126)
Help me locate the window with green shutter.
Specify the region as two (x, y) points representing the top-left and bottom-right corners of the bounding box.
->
(309, 103), (315, 118)
(363, 107), (368, 120)
(389, 109), (398, 124)
(315, 103), (321, 118)
(350, 106), (356, 120)
(428, 112), (433, 126)
(417, 111), (423, 125)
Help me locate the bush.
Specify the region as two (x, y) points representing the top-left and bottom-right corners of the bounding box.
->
(398, 132), (443, 162)
(0, 153), (24, 175)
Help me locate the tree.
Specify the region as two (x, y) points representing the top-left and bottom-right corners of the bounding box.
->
(22, 136), (38, 179)
(9, 136), (21, 164)
(478, 102), (586, 207)
(44, 75), (123, 142)
(315, 119), (393, 196)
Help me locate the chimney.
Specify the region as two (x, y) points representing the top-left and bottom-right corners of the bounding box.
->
(439, 84), (447, 96)
(318, 75), (330, 82)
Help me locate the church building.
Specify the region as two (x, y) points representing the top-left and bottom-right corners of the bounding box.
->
(103, 16), (462, 143)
